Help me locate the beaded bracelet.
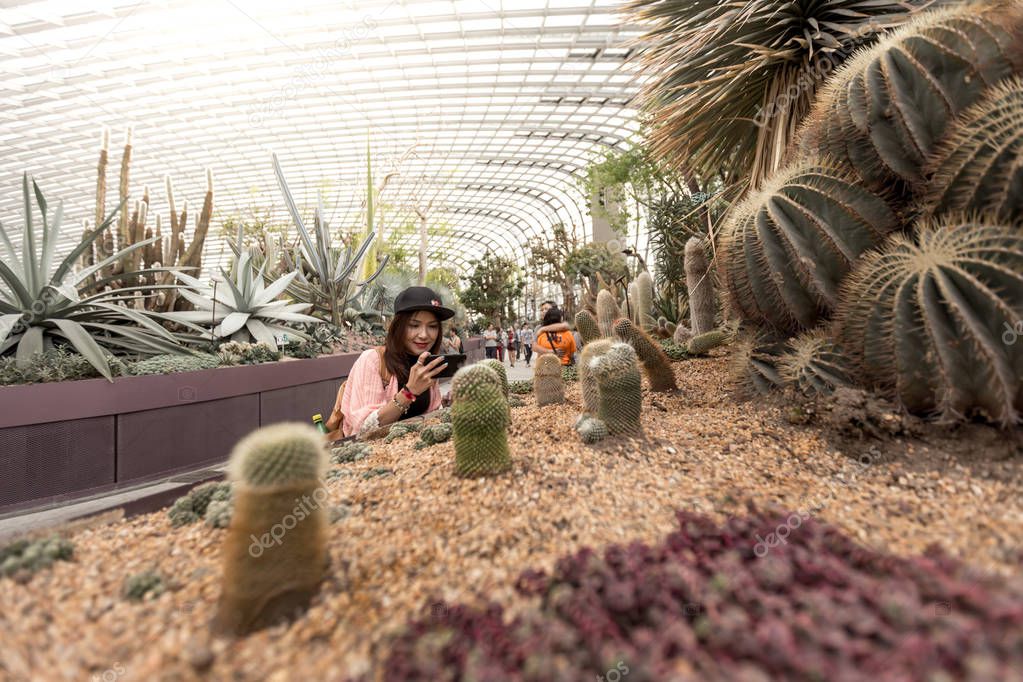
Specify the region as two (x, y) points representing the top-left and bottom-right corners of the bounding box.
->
(392, 393), (411, 414)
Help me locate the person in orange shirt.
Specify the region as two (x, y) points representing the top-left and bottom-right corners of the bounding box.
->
(533, 306), (576, 366)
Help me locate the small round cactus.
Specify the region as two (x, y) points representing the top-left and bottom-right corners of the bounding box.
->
(419, 422), (453, 446)
(205, 499), (233, 529)
(591, 342), (643, 436)
(451, 364), (511, 477)
(534, 354), (565, 406)
(575, 415), (609, 444)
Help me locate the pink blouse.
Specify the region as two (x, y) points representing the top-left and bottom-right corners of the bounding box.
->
(340, 348), (441, 437)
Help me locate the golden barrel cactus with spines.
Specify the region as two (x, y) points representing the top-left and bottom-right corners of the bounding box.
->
(729, 336), (787, 399)
(778, 331), (853, 398)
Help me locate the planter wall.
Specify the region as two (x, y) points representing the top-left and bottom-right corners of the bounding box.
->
(0, 337), (485, 514)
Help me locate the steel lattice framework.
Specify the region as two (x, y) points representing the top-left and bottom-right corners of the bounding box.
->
(0, 0), (644, 279)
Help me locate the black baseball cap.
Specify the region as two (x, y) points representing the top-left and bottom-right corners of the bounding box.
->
(393, 286), (456, 320)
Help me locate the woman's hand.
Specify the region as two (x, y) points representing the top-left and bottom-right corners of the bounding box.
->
(406, 352), (447, 395)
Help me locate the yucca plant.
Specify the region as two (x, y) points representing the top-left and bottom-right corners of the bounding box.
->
(166, 251), (321, 351)
(719, 160), (900, 333)
(627, 0), (941, 188)
(836, 217), (1023, 426)
(798, 1), (1023, 193)
(0, 175), (193, 379)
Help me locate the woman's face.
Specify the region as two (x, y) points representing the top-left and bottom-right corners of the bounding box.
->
(405, 310), (440, 355)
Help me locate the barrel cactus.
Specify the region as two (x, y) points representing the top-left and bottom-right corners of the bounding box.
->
(451, 364), (511, 477)
(575, 415), (609, 444)
(590, 342), (643, 436)
(534, 353), (565, 406)
(579, 339), (614, 415)
(729, 336), (787, 399)
(685, 237), (716, 336)
(213, 422), (328, 635)
(920, 77), (1023, 223)
(612, 317), (677, 393)
(720, 160), (900, 333)
(574, 309), (601, 346)
(480, 358), (510, 398)
(799, 1), (1023, 192)
(778, 331), (853, 398)
(596, 289), (621, 338)
(836, 217), (1023, 426)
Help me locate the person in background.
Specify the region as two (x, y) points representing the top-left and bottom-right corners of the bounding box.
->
(483, 323), (498, 360)
(496, 325), (505, 363)
(440, 325), (462, 354)
(534, 300), (570, 343)
(506, 324), (517, 367)
(519, 322), (534, 367)
(533, 306), (576, 366)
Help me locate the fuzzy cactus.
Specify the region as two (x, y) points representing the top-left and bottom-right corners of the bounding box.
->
(729, 336), (787, 399)
(579, 339), (614, 416)
(480, 359), (510, 398)
(920, 77), (1023, 223)
(612, 318), (677, 393)
(575, 415), (609, 444)
(591, 342), (643, 436)
(213, 422), (328, 635)
(673, 324), (693, 346)
(205, 499), (233, 529)
(451, 364), (511, 477)
(574, 309), (601, 346)
(719, 160), (900, 333)
(684, 237), (716, 336)
(534, 353), (565, 406)
(779, 332), (853, 398)
(635, 271), (655, 331)
(596, 289), (621, 338)
(836, 217), (1023, 426)
(687, 329), (729, 356)
(628, 281), (640, 325)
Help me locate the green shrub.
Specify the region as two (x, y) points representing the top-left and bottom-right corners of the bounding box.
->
(509, 380), (532, 395)
(658, 339), (688, 361)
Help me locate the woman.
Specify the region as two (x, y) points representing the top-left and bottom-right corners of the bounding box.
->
(328, 286), (454, 438)
(440, 325), (462, 354)
(483, 323), (498, 360)
(506, 325), (517, 368)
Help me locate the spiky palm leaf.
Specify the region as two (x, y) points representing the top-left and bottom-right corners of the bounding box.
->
(0, 175), (195, 380)
(627, 0), (944, 188)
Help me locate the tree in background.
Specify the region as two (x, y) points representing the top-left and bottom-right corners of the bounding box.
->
(528, 223), (581, 317)
(460, 251), (524, 325)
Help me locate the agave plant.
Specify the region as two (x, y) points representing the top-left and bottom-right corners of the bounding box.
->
(0, 175), (193, 379)
(627, 0), (941, 188)
(166, 251), (322, 351)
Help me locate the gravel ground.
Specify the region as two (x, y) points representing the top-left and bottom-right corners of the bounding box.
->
(1, 353), (1020, 681)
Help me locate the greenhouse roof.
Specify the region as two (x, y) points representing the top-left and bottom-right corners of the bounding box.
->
(0, 0), (645, 272)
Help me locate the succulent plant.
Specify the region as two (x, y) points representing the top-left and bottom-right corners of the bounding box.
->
(920, 77), (1023, 223)
(0, 347), (128, 386)
(205, 499), (233, 529)
(385, 422), (420, 444)
(729, 336), (787, 399)
(0, 535), (73, 579)
(799, 1), (1023, 192)
(129, 352), (220, 376)
(561, 364), (578, 383)
(215, 340), (281, 366)
(612, 317), (677, 393)
(672, 323), (693, 346)
(658, 338), (688, 361)
(480, 358), (510, 398)
(167, 481), (232, 526)
(591, 342), (643, 436)
(579, 339), (614, 416)
(684, 237), (716, 336)
(122, 570), (165, 601)
(534, 353), (565, 406)
(687, 329), (730, 356)
(778, 331), (854, 398)
(596, 289), (621, 338)
(837, 217), (1023, 426)
(214, 422), (328, 635)
(719, 160), (900, 333)
(574, 414), (609, 444)
(451, 364), (511, 477)
(509, 379), (533, 395)
(414, 423), (453, 450)
(635, 271), (655, 331)
(574, 309), (602, 346)
(330, 441), (372, 464)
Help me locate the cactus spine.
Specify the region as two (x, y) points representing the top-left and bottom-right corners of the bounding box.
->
(778, 331), (853, 398)
(480, 358), (510, 398)
(579, 339), (614, 416)
(575, 415), (609, 444)
(596, 289), (621, 338)
(612, 318), (677, 392)
(214, 423), (328, 635)
(575, 309), (602, 346)
(534, 353), (565, 406)
(687, 329), (729, 356)
(451, 365), (511, 477)
(729, 336), (787, 399)
(684, 237), (716, 336)
(591, 343), (643, 436)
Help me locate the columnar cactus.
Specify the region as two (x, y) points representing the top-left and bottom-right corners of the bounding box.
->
(719, 161), (900, 333)
(596, 289), (621, 338)
(480, 359), (510, 398)
(684, 237), (716, 336)
(836, 218), (1023, 426)
(798, 1), (1023, 192)
(451, 364), (511, 477)
(534, 353), (565, 406)
(920, 78), (1023, 223)
(729, 336), (787, 399)
(591, 342), (643, 436)
(612, 318), (677, 392)
(579, 339), (614, 416)
(635, 271), (655, 331)
(628, 281), (640, 325)
(778, 332), (853, 398)
(213, 422), (328, 635)
(574, 309), (602, 346)
(687, 329), (729, 356)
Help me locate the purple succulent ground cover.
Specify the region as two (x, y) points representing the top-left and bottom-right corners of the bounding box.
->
(379, 509), (1023, 682)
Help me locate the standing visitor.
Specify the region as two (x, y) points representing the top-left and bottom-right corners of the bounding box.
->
(506, 325), (517, 367)
(483, 323), (498, 360)
(519, 323), (534, 367)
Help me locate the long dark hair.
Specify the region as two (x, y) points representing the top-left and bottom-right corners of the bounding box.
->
(384, 310), (442, 388)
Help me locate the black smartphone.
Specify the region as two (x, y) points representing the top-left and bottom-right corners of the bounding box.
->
(422, 353), (466, 378)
